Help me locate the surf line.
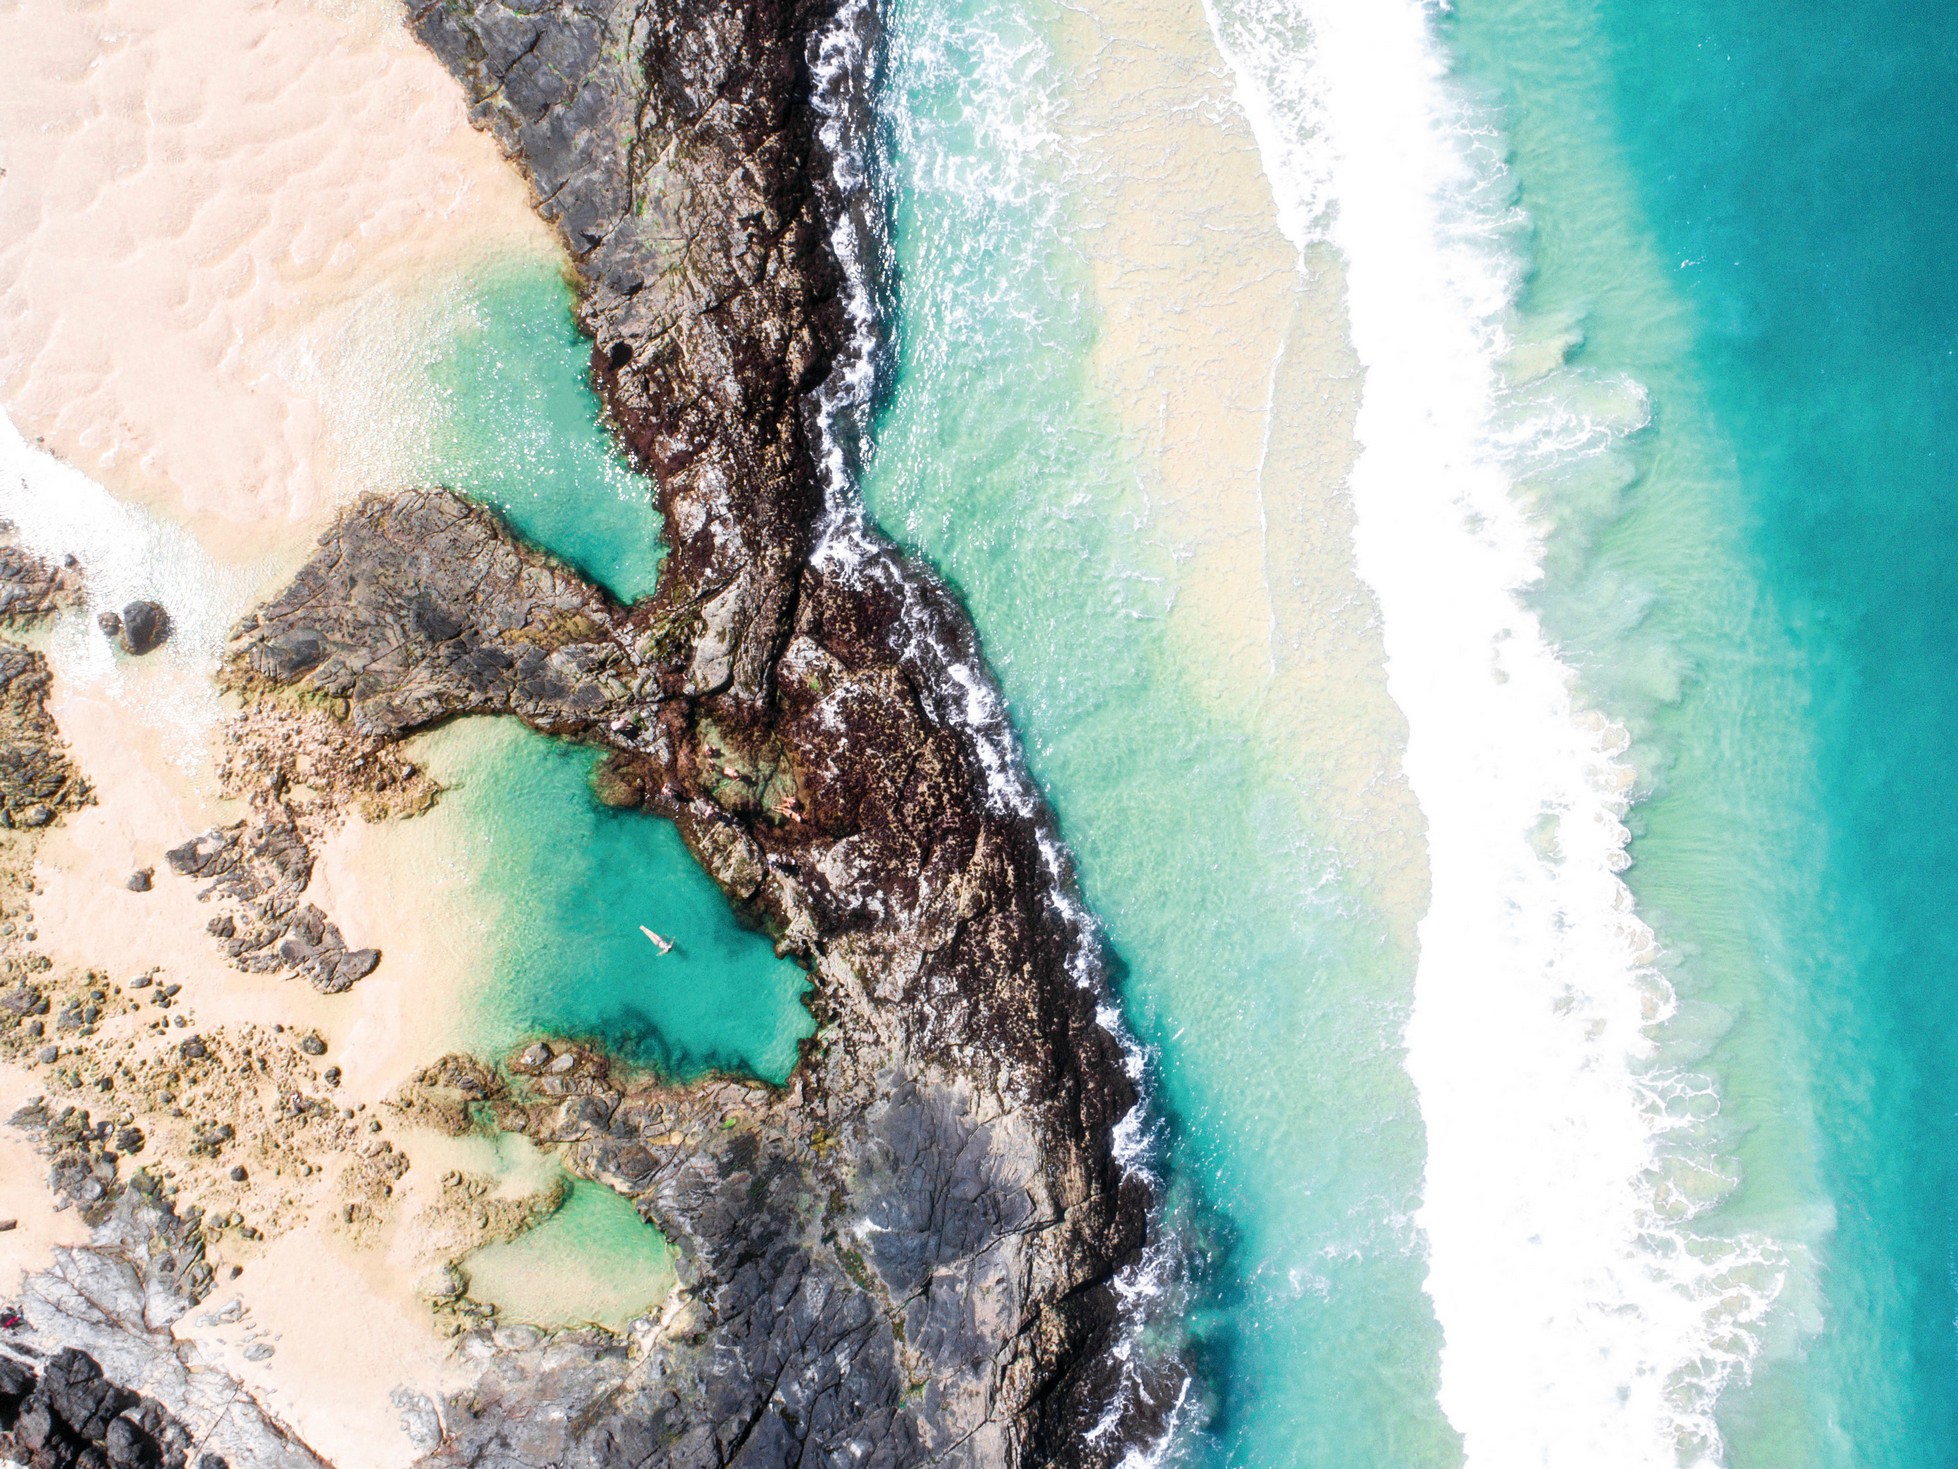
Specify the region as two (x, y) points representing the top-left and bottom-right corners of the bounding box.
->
(1192, 0), (1791, 1462)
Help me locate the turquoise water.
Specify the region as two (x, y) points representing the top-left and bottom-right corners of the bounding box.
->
(1585, 0), (1958, 1457)
(408, 719), (814, 1085)
(1440, 0), (1958, 1459)
(867, 1), (1449, 1461)
(399, 0), (1958, 1455)
(871, 0), (1958, 1458)
(409, 262), (812, 1088)
(426, 260), (663, 604)
(465, 1176), (676, 1329)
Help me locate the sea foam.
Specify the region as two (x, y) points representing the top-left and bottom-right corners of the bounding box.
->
(806, 4), (1195, 1456)
(0, 410), (267, 771)
(1194, 0), (1790, 1462)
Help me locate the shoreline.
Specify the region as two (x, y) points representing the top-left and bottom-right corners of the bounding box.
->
(0, 0), (558, 571)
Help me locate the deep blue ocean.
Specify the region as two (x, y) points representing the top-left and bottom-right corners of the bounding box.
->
(1440, 0), (1958, 1456)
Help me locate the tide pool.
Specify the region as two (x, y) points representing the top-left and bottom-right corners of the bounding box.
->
(465, 1177), (677, 1330)
(401, 259), (812, 1086)
(424, 259), (664, 605)
(401, 718), (814, 1086)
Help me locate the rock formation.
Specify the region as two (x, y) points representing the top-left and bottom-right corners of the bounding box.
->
(213, 0), (1174, 1458)
(113, 601), (172, 657)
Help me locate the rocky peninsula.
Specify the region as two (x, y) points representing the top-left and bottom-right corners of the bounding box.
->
(0, 0), (1176, 1463)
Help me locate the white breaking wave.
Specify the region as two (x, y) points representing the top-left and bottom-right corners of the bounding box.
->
(1194, 0), (1788, 1464)
(805, 5), (1194, 1459)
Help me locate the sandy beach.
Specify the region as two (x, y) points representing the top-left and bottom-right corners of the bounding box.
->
(0, 2), (589, 1459)
(19, 674), (507, 1467)
(0, 0), (557, 569)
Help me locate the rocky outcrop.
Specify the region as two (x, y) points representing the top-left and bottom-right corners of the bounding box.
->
(102, 601), (172, 657)
(0, 544), (91, 831)
(406, 0), (842, 720)
(213, 0), (1175, 1459)
(0, 1104), (331, 1469)
(0, 543), (80, 624)
(0, 643), (91, 830)
(157, 705), (427, 993)
(0, 1347), (194, 1469)
(165, 822), (380, 994)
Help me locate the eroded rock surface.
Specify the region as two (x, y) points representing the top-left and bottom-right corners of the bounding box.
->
(0, 542), (80, 624)
(211, 0), (1173, 1459)
(165, 822), (380, 994)
(0, 645), (91, 832)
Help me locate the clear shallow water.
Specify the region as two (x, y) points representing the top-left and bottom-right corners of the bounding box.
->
(866, 0), (1449, 1461)
(404, 719), (814, 1085)
(424, 259), (664, 605)
(465, 1176), (676, 1330)
(407, 263), (812, 1088)
(393, 0), (1956, 1457)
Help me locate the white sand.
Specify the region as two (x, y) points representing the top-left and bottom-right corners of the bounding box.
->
(24, 680), (489, 1466)
(0, 1062), (92, 1299)
(1060, 0), (1428, 917)
(0, 0), (557, 566)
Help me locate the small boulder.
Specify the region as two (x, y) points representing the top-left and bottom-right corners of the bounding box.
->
(114, 600), (171, 656)
(417, 1265), (465, 1303)
(125, 868), (154, 893)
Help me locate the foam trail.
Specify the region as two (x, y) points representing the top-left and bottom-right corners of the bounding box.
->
(0, 410), (269, 771)
(1193, 0), (1788, 1463)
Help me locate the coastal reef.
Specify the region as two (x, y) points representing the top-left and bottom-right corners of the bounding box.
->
(225, 0), (1163, 1457)
(0, 0), (1172, 1460)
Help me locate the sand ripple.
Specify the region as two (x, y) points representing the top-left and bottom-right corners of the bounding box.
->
(0, 0), (553, 557)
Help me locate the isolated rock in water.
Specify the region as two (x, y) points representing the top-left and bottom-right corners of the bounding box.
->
(116, 600), (170, 655)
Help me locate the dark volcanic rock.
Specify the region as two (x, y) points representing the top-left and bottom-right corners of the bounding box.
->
(220, 0), (1177, 1461)
(165, 821), (380, 992)
(2, 1107), (324, 1468)
(0, 545), (80, 624)
(0, 643), (91, 830)
(116, 601), (171, 656)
